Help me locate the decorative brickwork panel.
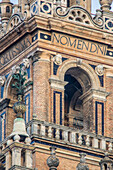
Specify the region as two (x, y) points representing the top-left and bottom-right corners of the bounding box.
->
(105, 76), (113, 138)
(83, 98), (94, 132)
(95, 101), (104, 136)
(53, 91), (62, 125)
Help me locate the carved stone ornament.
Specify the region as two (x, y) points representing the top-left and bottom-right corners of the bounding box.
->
(99, 152), (113, 170)
(53, 54), (62, 65)
(23, 58), (30, 68)
(95, 65), (104, 76)
(93, 9), (103, 26)
(76, 153), (89, 170)
(47, 146), (59, 170)
(55, 6), (104, 29)
(76, 58), (82, 66)
(11, 65), (19, 74)
(99, 0), (112, 11)
(0, 76), (6, 86)
(11, 65), (26, 76)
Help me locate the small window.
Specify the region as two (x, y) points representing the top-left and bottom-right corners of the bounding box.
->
(6, 6), (10, 13)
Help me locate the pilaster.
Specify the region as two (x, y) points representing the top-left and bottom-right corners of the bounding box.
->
(32, 51), (50, 121)
(25, 150), (32, 169)
(5, 151), (11, 170)
(49, 76), (67, 125)
(12, 147), (22, 166)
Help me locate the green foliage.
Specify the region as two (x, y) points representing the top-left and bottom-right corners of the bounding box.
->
(11, 64), (27, 96)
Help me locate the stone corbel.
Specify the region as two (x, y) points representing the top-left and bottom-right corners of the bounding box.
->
(32, 50), (50, 64)
(49, 76), (68, 90)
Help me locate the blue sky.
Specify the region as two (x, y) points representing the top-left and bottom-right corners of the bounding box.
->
(0, 0), (113, 14)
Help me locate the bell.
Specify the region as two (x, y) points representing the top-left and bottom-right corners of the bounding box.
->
(10, 118), (28, 138)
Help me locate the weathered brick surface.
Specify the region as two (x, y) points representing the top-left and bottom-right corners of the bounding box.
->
(33, 59), (50, 121)
(34, 150), (100, 170)
(105, 76), (113, 138)
(83, 98), (94, 132)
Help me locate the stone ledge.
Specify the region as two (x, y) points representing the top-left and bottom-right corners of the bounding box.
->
(9, 165), (33, 170)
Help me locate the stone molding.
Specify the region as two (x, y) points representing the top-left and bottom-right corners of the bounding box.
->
(0, 98), (10, 112)
(79, 88), (109, 103)
(9, 165), (32, 170)
(32, 51), (42, 64)
(32, 50), (50, 64)
(49, 76), (68, 90)
(58, 60), (100, 90)
(55, 6), (103, 28)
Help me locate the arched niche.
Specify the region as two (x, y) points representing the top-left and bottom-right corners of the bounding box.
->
(4, 73), (17, 102)
(3, 73), (18, 137)
(57, 59), (108, 131)
(64, 66), (91, 128)
(58, 60), (100, 89)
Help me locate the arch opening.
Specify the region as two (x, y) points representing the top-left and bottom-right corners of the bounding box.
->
(64, 67), (92, 129)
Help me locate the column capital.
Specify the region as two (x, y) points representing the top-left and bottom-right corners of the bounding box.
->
(32, 50), (50, 64)
(32, 51), (42, 64)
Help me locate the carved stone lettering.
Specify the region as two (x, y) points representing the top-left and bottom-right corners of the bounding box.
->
(0, 37), (31, 68)
(52, 33), (107, 56)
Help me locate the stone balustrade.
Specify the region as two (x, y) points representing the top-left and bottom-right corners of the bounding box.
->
(26, 119), (113, 152)
(0, 119), (113, 153)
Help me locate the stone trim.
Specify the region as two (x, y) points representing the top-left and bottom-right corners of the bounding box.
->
(49, 76), (68, 90)
(0, 98), (10, 112)
(58, 60), (100, 90)
(9, 165), (32, 170)
(79, 88), (109, 103)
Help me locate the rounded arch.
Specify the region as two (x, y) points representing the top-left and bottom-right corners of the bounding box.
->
(4, 72), (17, 101)
(58, 60), (100, 90)
(4, 73), (13, 99)
(57, 59), (101, 130)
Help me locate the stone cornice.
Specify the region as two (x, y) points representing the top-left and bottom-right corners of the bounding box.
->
(79, 88), (109, 103)
(9, 165), (32, 170)
(0, 15), (113, 54)
(49, 76), (68, 90)
(1, 142), (34, 155)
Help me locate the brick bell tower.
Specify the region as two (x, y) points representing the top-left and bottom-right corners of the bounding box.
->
(1, 0), (113, 169)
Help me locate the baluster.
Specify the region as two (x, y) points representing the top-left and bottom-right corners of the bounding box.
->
(48, 126), (52, 138)
(108, 142), (112, 152)
(86, 135), (90, 147)
(100, 138), (106, 150)
(78, 133), (82, 145)
(63, 130), (68, 142)
(31, 122), (37, 135)
(93, 137), (98, 148)
(70, 131), (76, 144)
(55, 129), (60, 140)
(40, 124), (45, 136)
